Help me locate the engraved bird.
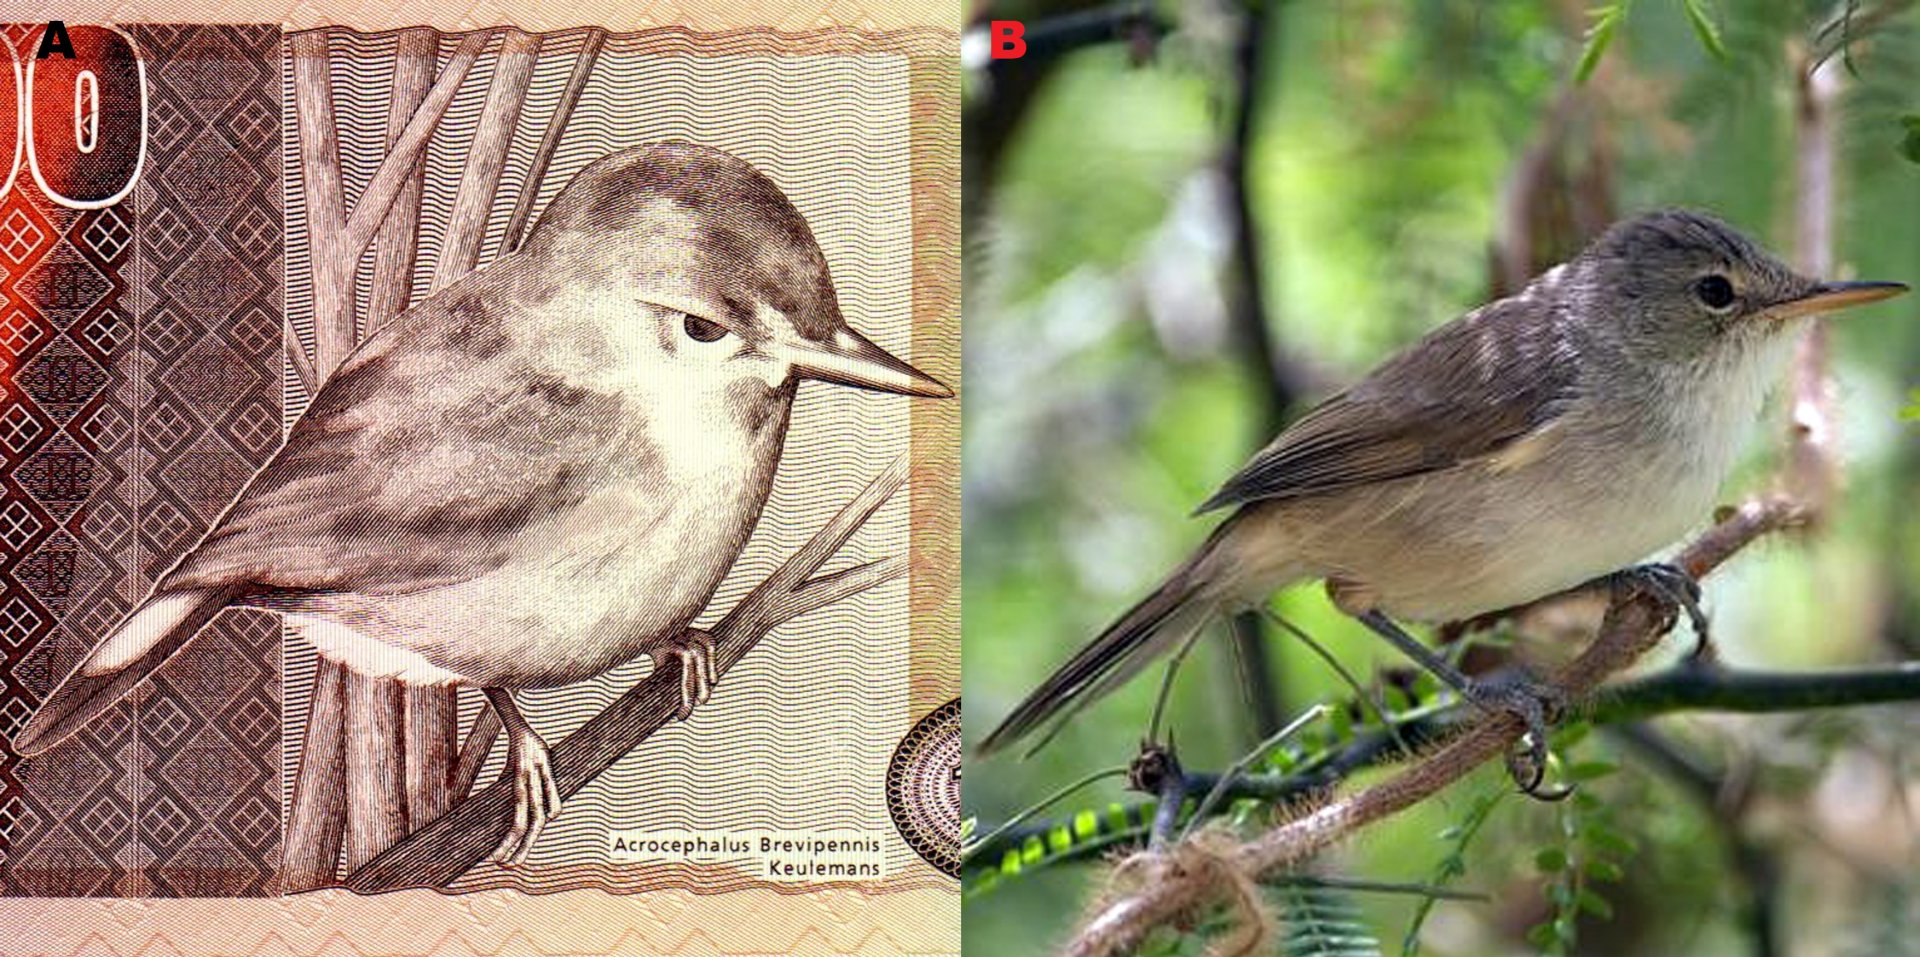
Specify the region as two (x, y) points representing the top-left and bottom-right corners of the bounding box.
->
(14, 141), (952, 864)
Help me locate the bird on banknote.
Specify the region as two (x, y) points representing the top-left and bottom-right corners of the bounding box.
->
(14, 141), (951, 864)
(980, 210), (1905, 793)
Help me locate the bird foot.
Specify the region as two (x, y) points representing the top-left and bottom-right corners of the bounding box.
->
(1607, 562), (1712, 661)
(491, 724), (562, 867)
(662, 628), (717, 720)
(1464, 673), (1572, 801)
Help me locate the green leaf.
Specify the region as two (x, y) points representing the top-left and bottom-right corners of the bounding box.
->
(1575, 3), (1629, 84)
(1282, 884), (1385, 957)
(1526, 923), (1561, 950)
(1901, 116), (1920, 165)
(1535, 847), (1569, 872)
(1073, 809), (1099, 840)
(1383, 684), (1414, 715)
(1330, 704), (1354, 741)
(1578, 889), (1616, 920)
(1553, 916), (1578, 945)
(1681, 0), (1728, 61)
(1566, 760), (1619, 783)
(1587, 826), (1636, 858)
(1587, 859), (1626, 883)
(1553, 721), (1592, 750)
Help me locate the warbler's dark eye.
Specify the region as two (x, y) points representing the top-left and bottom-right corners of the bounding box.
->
(683, 315), (728, 342)
(1694, 275), (1736, 311)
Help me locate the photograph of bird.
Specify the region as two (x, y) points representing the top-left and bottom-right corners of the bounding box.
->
(979, 209), (1905, 791)
(12, 141), (952, 864)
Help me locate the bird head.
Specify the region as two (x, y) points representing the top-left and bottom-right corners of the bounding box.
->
(1571, 208), (1906, 367)
(522, 141), (952, 405)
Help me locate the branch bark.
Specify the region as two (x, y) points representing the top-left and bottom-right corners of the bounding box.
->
(342, 671), (408, 868)
(343, 457), (913, 891)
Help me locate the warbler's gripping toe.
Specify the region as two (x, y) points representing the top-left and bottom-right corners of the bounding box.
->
(1465, 674), (1570, 800)
(662, 629), (717, 720)
(1608, 562), (1711, 661)
(485, 688), (562, 866)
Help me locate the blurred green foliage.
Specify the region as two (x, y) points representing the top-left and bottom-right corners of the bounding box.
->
(964, 0), (1920, 954)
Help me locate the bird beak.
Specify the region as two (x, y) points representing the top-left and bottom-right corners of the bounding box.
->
(790, 329), (954, 398)
(1768, 280), (1909, 320)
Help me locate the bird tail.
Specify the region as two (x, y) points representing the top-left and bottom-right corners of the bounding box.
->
(978, 555), (1221, 758)
(13, 585), (241, 757)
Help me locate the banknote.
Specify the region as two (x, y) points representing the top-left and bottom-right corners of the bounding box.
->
(0, 6), (958, 955)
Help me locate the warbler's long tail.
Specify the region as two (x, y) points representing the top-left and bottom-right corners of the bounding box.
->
(14, 584), (243, 757)
(978, 553), (1221, 757)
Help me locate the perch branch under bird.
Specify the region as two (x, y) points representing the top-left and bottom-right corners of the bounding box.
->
(342, 455), (912, 892)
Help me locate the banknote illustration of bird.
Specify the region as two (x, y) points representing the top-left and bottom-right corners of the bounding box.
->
(980, 209), (1905, 791)
(13, 141), (952, 863)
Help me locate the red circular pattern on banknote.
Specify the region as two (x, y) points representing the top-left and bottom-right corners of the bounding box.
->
(886, 697), (961, 877)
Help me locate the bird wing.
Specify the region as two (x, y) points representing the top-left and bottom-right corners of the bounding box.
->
(164, 270), (623, 598)
(1197, 296), (1582, 513)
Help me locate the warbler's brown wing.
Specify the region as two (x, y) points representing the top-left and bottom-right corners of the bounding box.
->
(1197, 296), (1582, 513)
(164, 270), (622, 598)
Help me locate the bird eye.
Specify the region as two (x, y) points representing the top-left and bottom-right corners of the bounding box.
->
(1694, 275), (1736, 311)
(683, 315), (729, 342)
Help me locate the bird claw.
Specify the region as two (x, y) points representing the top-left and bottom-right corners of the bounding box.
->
(663, 629), (717, 721)
(1465, 674), (1571, 801)
(1609, 562), (1713, 661)
(491, 726), (562, 867)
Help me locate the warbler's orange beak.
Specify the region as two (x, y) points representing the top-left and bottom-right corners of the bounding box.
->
(1769, 280), (1909, 320)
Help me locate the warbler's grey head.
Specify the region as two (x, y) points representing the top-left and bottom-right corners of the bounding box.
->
(526, 140), (950, 400)
(1568, 208), (1905, 364)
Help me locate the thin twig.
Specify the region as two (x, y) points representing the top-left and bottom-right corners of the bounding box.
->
(1270, 874), (1489, 903)
(1183, 705), (1327, 840)
(504, 28), (606, 254)
(431, 29), (542, 291)
(963, 765), (1131, 864)
(972, 655), (1920, 878)
(340, 32), (490, 253)
(1262, 607), (1410, 756)
(450, 706), (503, 801)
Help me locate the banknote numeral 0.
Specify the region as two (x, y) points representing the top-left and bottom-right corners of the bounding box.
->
(0, 24), (148, 209)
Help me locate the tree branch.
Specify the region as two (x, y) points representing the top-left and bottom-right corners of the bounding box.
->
(1061, 494), (1809, 957)
(342, 457), (912, 891)
(969, 659), (1920, 877)
(1787, 49), (1843, 519)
